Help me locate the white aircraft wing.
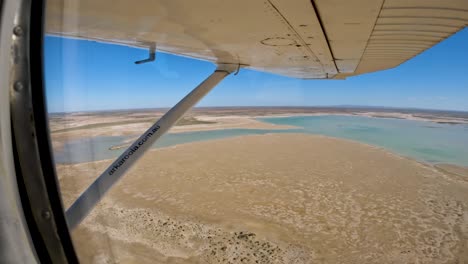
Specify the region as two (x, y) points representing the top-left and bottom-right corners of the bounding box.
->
(45, 0), (468, 79)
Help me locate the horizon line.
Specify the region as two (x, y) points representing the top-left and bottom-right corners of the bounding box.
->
(48, 105), (468, 115)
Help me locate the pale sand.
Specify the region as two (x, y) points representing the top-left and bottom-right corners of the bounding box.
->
(49, 108), (468, 151)
(51, 115), (296, 151)
(57, 134), (468, 264)
(254, 112), (468, 125)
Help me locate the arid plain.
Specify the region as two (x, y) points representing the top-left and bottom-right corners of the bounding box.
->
(51, 107), (468, 264)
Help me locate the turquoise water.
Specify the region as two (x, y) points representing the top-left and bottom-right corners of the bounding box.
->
(260, 115), (468, 166)
(54, 115), (468, 166)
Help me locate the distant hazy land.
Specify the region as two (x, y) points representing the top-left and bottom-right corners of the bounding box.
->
(49, 106), (468, 134)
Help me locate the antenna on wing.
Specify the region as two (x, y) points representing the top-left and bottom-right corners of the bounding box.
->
(135, 42), (156, 64)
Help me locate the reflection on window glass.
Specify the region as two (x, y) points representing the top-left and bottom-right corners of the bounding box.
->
(44, 2), (468, 263)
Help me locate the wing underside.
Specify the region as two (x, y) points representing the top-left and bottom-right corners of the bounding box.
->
(45, 0), (468, 79)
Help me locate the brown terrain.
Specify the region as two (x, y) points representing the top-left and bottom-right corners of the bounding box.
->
(56, 132), (468, 264)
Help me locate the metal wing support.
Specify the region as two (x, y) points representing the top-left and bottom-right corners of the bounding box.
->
(65, 63), (239, 230)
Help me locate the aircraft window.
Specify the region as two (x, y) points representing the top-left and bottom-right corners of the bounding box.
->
(43, 2), (468, 263)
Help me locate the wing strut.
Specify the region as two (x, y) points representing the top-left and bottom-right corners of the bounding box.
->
(65, 64), (238, 230)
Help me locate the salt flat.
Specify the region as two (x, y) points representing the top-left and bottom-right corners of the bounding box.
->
(57, 134), (468, 264)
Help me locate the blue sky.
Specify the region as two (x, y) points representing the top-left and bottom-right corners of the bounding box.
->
(45, 28), (468, 113)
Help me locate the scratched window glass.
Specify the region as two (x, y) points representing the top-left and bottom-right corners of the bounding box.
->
(44, 1), (468, 263)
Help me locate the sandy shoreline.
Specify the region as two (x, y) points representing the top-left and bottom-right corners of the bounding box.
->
(51, 111), (468, 137)
(49, 108), (468, 152)
(50, 115), (297, 151)
(57, 133), (468, 264)
(251, 111), (468, 125)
